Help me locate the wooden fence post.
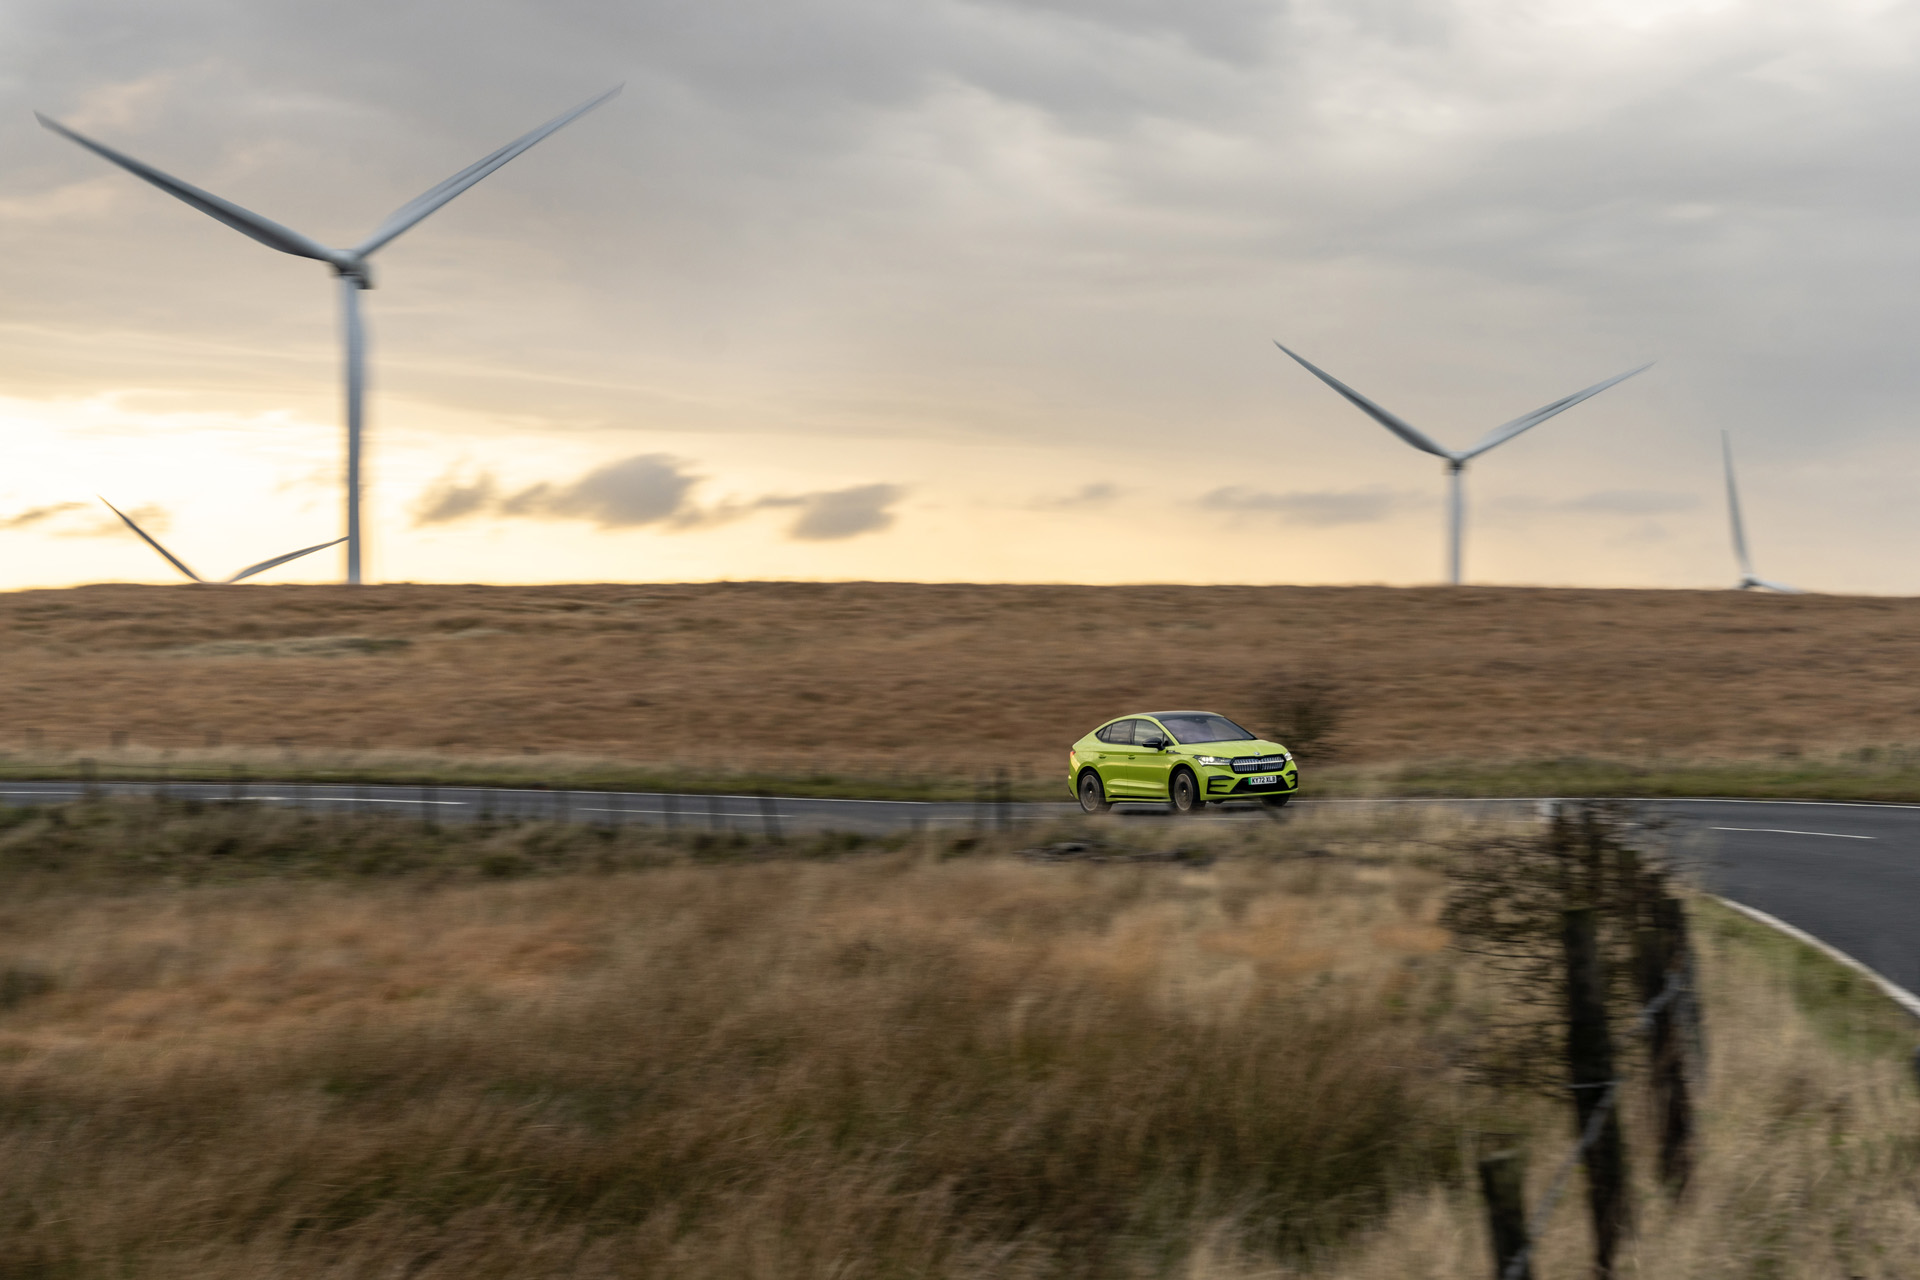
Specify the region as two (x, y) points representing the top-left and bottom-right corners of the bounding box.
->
(1563, 905), (1629, 1278)
(1477, 1148), (1533, 1280)
(1577, 804), (1608, 906)
(1634, 898), (1696, 1192)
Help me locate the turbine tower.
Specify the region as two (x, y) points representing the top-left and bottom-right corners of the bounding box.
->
(1722, 432), (1801, 593)
(1274, 343), (1651, 584)
(41, 87), (621, 584)
(100, 498), (345, 584)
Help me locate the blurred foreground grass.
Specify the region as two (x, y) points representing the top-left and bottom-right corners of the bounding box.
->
(0, 799), (1914, 1277)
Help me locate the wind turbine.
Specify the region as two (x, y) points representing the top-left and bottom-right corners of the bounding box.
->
(40, 86), (622, 584)
(100, 498), (344, 584)
(1274, 343), (1651, 584)
(1721, 432), (1801, 593)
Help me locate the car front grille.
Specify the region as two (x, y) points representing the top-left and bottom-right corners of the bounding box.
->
(1230, 756), (1291, 774)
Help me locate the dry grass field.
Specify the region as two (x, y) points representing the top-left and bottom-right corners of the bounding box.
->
(0, 800), (1913, 1277)
(0, 801), (1468, 1278)
(5, 582), (1920, 794)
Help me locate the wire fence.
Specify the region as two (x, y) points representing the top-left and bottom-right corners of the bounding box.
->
(0, 760), (1048, 838)
(1468, 800), (1705, 1280)
(1496, 968), (1687, 1280)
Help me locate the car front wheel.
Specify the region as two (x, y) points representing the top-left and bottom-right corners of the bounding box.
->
(1077, 770), (1111, 813)
(1168, 768), (1200, 815)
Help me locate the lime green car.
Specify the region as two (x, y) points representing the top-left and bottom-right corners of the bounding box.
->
(1069, 711), (1299, 814)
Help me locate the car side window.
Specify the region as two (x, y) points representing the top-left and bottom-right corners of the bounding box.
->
(1129, 719), (1164, 746)
(1097, 721), (1131, 745)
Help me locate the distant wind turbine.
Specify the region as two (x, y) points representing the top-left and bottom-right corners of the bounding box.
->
(1721, 432), (1801, 594)
(1274, 343), (1651, 584)
(100, 498), (344, 584)
(41, 87), (622, 585)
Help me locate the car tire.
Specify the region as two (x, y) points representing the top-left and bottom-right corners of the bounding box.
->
(1168, 768), (1200, 815)
(1077, 769), (1111, 813)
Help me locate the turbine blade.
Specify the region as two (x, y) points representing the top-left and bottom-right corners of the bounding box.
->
(98, 497), (203, 583)
(37, 114), (338, 263)
(1723, 431), (1754, 580)
(224, 536), (348, 584)
(353, 85), (622, 257)
(1458, 362), (1653, 460)
(1273, 342), (1456, 460)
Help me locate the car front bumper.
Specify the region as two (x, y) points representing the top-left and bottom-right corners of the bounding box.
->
(1204, 770), (1299, 798)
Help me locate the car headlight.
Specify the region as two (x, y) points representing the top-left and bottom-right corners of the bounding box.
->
(1194, 755), (1233, 767)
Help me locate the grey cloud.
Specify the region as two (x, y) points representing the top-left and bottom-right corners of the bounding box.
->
(769, 483), (905, 541)
(413, 474), (497, 526)
(1, 501), (84, 529)
(1563, 490), (1699, 516)
(1492, 490), (1701, 517)
(415, 455), (705, 530)
(1033, 482), (1119, 509)
(415, 457), (903, 541)
(1199, 486), (1416, 526)
(507, 455), (701, 529)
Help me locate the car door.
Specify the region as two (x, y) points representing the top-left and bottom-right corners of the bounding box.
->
(1087, 720), (1133, 795)
(1124, 717), (1175, 798)
(1106, 718), (1162, 796)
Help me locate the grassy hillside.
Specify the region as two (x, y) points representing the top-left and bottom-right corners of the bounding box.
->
(5, 582), (1920, 796)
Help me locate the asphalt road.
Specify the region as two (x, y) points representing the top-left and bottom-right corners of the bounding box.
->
(1662, 798), (1920, 1001)
(0, 781), (1911, 1001)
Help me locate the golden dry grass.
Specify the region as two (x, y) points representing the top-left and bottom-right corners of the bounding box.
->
(0, 801), (1471, 1278)
(1249, 901), (1920, 1280)
(0, 801), (1915, 1277)
(6, 583), (1920, 783)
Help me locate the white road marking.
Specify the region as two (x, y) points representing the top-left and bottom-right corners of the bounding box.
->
(1716, 897), (1920, 1021)
(1709, 826), (1874, 840)
(259, 796), (466, 806)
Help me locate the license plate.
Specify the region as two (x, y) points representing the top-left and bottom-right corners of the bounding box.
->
(1248, 774), (1278, 786)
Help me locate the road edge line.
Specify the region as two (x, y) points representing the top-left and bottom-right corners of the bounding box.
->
(1713, 896), (1920, 1022)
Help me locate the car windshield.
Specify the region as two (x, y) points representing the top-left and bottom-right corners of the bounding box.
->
(1157, 713), (1256, 745)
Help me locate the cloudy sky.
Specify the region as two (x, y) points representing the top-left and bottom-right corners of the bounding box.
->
(3, 0), (1919, 590)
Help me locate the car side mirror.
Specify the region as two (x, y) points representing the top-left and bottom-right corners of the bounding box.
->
(1140, 735), (1168, 750)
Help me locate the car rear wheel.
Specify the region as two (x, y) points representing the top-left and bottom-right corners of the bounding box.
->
(1077, 770), (1111, 813)
(1168, 768), (1200, 815)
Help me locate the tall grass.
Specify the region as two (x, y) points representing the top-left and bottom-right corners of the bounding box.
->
(0, 799), (1468, 1278)
(1274, 900), (1920, 1280)
(3, 800), (1915, 1277)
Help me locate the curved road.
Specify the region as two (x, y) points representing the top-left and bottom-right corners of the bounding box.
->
(1, 782), (1913, 1002)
